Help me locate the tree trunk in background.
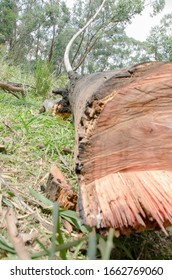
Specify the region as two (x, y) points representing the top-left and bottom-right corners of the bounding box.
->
(48, 23), (56, 63)
(69, 61), (172, 236)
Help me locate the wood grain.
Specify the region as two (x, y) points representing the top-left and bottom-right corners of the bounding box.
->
(70, 62), (172, 234)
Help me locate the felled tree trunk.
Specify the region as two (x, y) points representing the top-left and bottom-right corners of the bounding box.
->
(68, 61), (172, 236)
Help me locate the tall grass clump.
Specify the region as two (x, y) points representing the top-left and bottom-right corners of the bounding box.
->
(0, 47), (33, 87)
(34, 60), (53, 97)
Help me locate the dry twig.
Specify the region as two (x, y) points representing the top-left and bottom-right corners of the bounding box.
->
(0, 81), (25, 98)
(5, 207), (31, 260)
(2, 119), (18, 136)
(0, 176), (33, 213)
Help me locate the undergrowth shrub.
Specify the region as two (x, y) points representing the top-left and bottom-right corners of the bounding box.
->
(34, 60), (53, 97)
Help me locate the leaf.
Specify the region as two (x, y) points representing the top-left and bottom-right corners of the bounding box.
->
(97, 235), (106, 258)
(31, 250), (48, 259)
(29, 188), (88, 233)
(87, 228), (97, 260)
(0, 234), (16, 254)
(36, 239), (49, 255)
(102, 228), (114, 260)
(31, 237), (87, 260)
(98, 228), (115, 260)
(73, 240), (86, 259)
(49, 202), (61, 259)
(29, 186), (53, 208)
(55, 236), (87, 252)
(55, 204), (66, 260)
(60, 209), (89, 233)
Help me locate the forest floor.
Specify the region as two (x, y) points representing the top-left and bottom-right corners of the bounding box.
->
(0, 90), (172, 260)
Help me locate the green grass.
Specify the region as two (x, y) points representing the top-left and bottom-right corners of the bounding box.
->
(34, 60), (54, 97)
(0, 90), (81, 259)
(0, 84), (172, 260)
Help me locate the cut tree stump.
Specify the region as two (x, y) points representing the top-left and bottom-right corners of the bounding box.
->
(68, 61), (172, 235)
(45, 166), (77, 211)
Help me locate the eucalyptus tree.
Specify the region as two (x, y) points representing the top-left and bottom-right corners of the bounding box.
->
(65, 0), (165, 73)
(0, 0), (71, 68)
(0, 0), (18, 50)
(0, 0), (167, 74)
(145, 13), (172, 61)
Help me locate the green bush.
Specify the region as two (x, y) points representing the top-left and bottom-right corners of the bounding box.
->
(34, 60), (53, 97)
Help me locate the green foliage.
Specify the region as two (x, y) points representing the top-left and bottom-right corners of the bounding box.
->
(1, 0), (71, 68)
(50, 202), (65, 259)
(68, 0), (165, 73)
(145, 13), (172, 61)
(0, 51), (31, 82)
(150, 0), (165, 16)
(0, 234), (16, 255)
(0, 0), (168, 73)
(87, 228), (115, 260)
(29, 186), (89, 234)
(0, 0), (17, 43)
(87, 228), (97, 260)
(34, 60), (53, 97)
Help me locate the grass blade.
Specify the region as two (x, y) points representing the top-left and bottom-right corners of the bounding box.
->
(49, 202), (59, 260)
(0, 234), (16, 254)
(50, 202), (67, 260)
(55, 237), (87, 253)
(60, 210), (89, 233)
(87, 228), (97, 260)
(102, 228), (114, 260)
(29, 186), (53, 208)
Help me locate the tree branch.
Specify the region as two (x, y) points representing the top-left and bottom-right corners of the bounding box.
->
(64, 0), (106, 74)
(71, 31), (85, 66)
(0, 81), (25, 98)
(74, 22), (105, 71)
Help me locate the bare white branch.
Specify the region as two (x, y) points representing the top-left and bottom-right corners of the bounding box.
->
(64, 0), (106, 73)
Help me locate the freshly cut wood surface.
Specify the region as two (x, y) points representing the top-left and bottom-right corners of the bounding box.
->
(45, 166), (77, 210)
(69, 61), (172, 234)
(80, 170), (172, 235)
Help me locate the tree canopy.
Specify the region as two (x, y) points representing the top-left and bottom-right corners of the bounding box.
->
(0, 0), (170, 75)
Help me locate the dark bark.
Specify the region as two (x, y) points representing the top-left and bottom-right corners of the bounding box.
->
(48, 23), (56, 63)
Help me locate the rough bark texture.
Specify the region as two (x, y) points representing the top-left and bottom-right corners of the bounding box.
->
(45, 166), (77, 211)
(69, 61), (172, 235)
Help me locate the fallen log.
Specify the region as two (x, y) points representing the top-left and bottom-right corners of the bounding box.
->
(61, 1), (172, 235)
(0, 81), (25, 98)
(68, 61), (172, 235)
